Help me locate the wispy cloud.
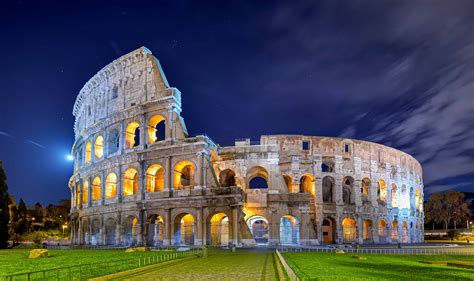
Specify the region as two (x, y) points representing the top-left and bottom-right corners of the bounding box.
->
(24, 139), (46, 149)
(0, 130), (45, 149)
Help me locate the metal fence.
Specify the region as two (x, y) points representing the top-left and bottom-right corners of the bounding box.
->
(278, 246), (474, 255)
(1, 249), (200, 281)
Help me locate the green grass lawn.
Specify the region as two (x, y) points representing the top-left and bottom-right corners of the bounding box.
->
(0, 249), (177, 277)
(120, 249), (278, 281)
(283, 252), (474, 280)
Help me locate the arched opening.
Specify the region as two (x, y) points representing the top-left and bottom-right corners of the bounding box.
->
(415, 189), (420, 210)
(146, 215), (164, 246)
(82, 220), (89, 245)
(91, 219), (100, 245)
(363, 219), (373, 243)
(322, 218), (336, 244)
(299, 174), (314, 196)
(107, 128), (120, 154)
(104, 218), (117, 245)
(174, 161), (195, 190)
(76, 184), (81, 207)
(361, 178), (371, 196)
(123, 168), (138, 196)
(173, 213), (195, 245)
(219, 169), (236, 187)
(342, 177), (353, 204)
(146, 164), (164, 192)
(342, 217), (357, 243)
(282, 175), (292, 192)
(401, 185), (409, 209)
(92, 177), (101, 201)
(391, 220), (399, 242)
(85, 142), (92, 163)
(125, 121), (140, 148)
(280, 215), (299, 245)
(148, 115), (166, 144)
(402, 221), (409, 243)
(247, 166), (269, 189)
(123, 216), (139, 247)
(322, 176), (335, 203)
(247, 216), (269, 244)
(105, 173), (117, 199)
(94, 136), (104, 158)
(378, 220), (388, 243)
(391, 184), (399, 208)
(82, 181), (89, 204)
(378, 179), (387, 203)
(208, 213), (230, 246)
(321, 161), (334, 172)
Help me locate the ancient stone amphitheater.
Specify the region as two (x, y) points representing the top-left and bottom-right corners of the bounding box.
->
(69, 47), (424, 247)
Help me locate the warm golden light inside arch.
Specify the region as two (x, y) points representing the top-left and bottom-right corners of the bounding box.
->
(125, 121), (140, 148)
(85, 142), (92, 163)
(174, 161), (195, 190)
(94, 136), (104, 158)
(300, 174), (315, 197)
(82, 181), (89, 203)
(146, 164), (164, 192)
(123, 168), (139, 196)
(342, 217), (357, 242)
(361, 178), (371, 196)
(105, 173), (117, 199)
(92, 177), (101, 201)
(378, 179), (387, 202)
(148, 115), (166, 144)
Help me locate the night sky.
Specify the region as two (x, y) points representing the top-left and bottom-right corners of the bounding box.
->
(1, 1), (473, 205)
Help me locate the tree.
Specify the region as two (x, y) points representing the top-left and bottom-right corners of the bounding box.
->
(0, 161), (11, 248)
(425, 191), (471, 230)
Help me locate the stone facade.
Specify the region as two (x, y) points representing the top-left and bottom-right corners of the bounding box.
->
(69, 47), (424, 247)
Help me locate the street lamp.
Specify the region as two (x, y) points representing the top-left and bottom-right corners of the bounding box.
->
(62, 224), (68, 237)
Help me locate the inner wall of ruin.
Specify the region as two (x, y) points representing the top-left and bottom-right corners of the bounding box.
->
(69, 47), (424, 247)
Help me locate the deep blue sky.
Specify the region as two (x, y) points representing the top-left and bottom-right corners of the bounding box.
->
(1, 1), (473, 205)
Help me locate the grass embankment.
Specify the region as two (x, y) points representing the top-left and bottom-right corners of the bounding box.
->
(121, 249), (278, 281)
(283, 252), (474, 280)
(0, 249), (175, 276)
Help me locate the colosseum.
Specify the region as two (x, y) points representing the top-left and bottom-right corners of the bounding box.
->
(69, 47), (424, 247)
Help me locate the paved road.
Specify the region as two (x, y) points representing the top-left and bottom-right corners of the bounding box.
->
(118, 249), (277, 281)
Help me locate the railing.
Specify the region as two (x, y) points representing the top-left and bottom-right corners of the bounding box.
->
(1, 249), (200, 281)
(278, 246), (474, 255)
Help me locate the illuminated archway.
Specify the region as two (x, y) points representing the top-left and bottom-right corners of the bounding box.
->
(146, 215), (164, 246)
(173, 213), (195, 245)
(342, 217), (357, 243)
(174, 161), (195, 190)
(208, 213), (230, 246)
(85, 142), (92, 163)
(125, 121), (140, 148)
(247, 166), (268, 189)
(402, 221), (409, 243)
(378, 219), (388, 243)
(146, 164), (164, 192)
(363, 219), (373, 243)
(282, 175), (292, 192)
(400, 185), (409, 209)
(123, 168), (138, 196)
(105, 173), (117, 199)
(378, 179), (387, 203)
(322, 218), (336, 244)
(361, 178), (371, 196)
(391, 183), (399, 208)
(148, 115), (166, 144)
(75, 183), (81, 207)
(299, 174), (315, 196)
(92, 177), (101, 201)
(82, 181), (89, 204)
(123, 216), (139, 246)
(280, 215), (299, 245)
(247, 216), (269, 244)
(219, 169), (236, 187)
(94, 136), (104, 158)
(415, 189), (420, 210)
(391, 220), (399, 242)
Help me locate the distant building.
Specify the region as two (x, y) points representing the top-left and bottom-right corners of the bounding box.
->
(69, 47), (424, 246)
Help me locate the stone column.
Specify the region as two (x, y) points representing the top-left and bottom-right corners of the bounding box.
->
(195, 208), (203, 246)
(371, 181), (379, 207)
(88, 217), (93, 245)
(164, 209), (172, 246)
(269, 211), (279, 246)
(232, 207), (239, 246)
(335, 175), (343, 205)
(196, 152), (204, 189)
(139, 161), (146, 200)
(87, 176), (92, 208)
(336, 215), (343, 244)
(116, 216), (122, 246)
(117, 167), (123, 203)
(139, 114), (146, 148)
(101, 170), (106, 206)
(387, 222), (392, 244)
(167, 105), (175, 140)
(354, 180), (362, 206)
(100, 215), (105, 245)
(164, 157), (173, 192)
(372, 218), (379, 244)
(357, 216), (363, 244)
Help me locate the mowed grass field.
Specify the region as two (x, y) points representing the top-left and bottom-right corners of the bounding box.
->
(0, 249), (176, 276)
(283, 252), (474, 280)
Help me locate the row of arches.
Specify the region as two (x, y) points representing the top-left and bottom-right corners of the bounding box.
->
(74, 160), (195, 205)
(80, 114), (167, 165)
(323, 217), (410, 244)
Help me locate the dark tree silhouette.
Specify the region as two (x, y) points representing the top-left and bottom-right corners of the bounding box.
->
(0, 161), (10, 248)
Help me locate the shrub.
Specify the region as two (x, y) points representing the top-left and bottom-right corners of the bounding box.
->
(447, 229), (460, 239)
